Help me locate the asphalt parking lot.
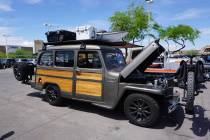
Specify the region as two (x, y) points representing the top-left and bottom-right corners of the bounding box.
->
(0, 68), (210, 140)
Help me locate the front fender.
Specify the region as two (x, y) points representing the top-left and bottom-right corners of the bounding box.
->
(112, 83), (173, 109)
(123, 85), (165, 95)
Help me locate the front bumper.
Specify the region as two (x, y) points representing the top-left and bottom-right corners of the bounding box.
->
(168, 95), (180, 113)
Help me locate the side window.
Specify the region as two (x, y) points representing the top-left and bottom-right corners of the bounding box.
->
(39, 52), (53, 66)
(78, 51), (102, 69)
(55, 51), (74, 67)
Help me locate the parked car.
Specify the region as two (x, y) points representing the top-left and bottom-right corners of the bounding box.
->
(16, 58), (36, 65)
(164, 54), (190, 70)
(13, 40), (179, 127)
(200, 55), (210, 79)
(5, 59), (16, 68)
(126, 47), (143, 64)
(125, 47), (164, 68)
(0, 59), (6, 69)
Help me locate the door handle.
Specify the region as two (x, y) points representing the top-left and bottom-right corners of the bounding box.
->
(75, 68), (81, 75)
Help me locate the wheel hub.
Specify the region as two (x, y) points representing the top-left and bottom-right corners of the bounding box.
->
(129, 99), (151, 121)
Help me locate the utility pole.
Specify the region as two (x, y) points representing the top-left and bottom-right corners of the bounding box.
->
(2, 34), (10, 59)
(145, 0), (153, 44)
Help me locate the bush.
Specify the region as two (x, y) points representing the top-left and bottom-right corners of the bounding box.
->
(0, 52), (6, 58)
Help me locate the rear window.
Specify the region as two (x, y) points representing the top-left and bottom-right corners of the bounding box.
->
(77, 51), (102, 69)
(39, 52), (53, 66)
(55, 51), (74, 67)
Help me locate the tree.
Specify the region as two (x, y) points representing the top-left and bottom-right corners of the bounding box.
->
(156, 25), (200, 53)
(184, 49), (199, 56)
(0, 52), (6, 58)
(8, 49), (32, 58)
(109, 4), (150, 43)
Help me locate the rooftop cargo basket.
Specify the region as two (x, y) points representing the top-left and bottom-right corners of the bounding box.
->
(45, 30), (76, 43)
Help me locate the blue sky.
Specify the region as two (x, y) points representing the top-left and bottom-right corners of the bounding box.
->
(0, 0), (210, 50)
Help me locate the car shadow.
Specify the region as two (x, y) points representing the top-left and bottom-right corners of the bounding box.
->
(188, 105), (210, 137)
(65, 99), (127, 120)
(27, 92), (210, 134)
(198, 84), (207, 89)
(153, 105), (185, 130)
(27, 92), (44, 99)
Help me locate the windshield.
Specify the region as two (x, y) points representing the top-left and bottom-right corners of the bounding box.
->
(102, 49), (126, 72)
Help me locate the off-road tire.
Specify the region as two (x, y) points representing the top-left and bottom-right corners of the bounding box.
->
(45, 85), (63, 106)
(124, 94), (160, 127)
(13, 63), (26, 81)
(13, 62), (34, 81)
(185, 72), (195, 114)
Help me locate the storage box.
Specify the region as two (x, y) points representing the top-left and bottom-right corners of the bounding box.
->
(76, 26), (96, 40)
(45, 30), (76, 43)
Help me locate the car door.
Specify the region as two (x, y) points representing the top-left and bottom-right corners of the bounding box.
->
(36, 50), (74, 95)
(75, 50), (103, 101)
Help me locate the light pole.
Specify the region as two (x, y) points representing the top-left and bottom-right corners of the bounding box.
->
(2, 34), (10, 59)
(145, 0), (153, 43)
(145, 0), (153, 22)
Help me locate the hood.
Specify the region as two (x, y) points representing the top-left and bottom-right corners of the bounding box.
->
(120, 40), (165, 79)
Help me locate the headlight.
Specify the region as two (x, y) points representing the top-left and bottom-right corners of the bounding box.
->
(157, 78), (168, 88)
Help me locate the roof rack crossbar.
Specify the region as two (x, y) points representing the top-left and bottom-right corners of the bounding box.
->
(44, 39), (126, 47)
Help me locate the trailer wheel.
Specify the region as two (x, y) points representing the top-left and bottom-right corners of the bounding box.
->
(185, 71), (195, 114)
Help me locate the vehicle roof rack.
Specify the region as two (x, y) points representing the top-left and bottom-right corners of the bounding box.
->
(44, 39), (126, 47)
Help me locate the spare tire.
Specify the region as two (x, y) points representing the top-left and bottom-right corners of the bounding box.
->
(13, 62), (34, 81)
(196, 61), (205, 83)
(176, 60), (187, 87)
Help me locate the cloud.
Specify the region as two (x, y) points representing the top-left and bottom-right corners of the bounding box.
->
(0, 36), (33, 46)
(87, 20), (109, 30)
(0, 3), (13, 12)
(200, 28), (210, 35)
(0, 26), (33, 46)
(25, 0), (43, 5)
(0, 26), (13, 34)
(172, 8), (206, 20)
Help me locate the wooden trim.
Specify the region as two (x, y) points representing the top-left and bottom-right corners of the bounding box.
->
(36, 69), (73, 78)
(76, 80), (102, 97)
(145, 68), (177, 74)
(76, 72), (102, 81)
(36, 76), (73, 93)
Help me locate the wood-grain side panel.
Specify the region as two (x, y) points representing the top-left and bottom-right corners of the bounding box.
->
(76, 80), (102, 97)
(77, 72), (102, 81)
(36, 69), (73, 78)
(36, 76), (73, 93)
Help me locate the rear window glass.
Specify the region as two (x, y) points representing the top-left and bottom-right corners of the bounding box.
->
(78, 51), (102, 69)
(39, 52), (53, 66)
(55, 51), (74, 67)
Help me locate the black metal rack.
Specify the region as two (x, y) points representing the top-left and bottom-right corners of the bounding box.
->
(44, 39), (126, 47)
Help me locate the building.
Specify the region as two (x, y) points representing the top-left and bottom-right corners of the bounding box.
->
(200, 45), (210, 55)
(0, 45), (33, 54)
